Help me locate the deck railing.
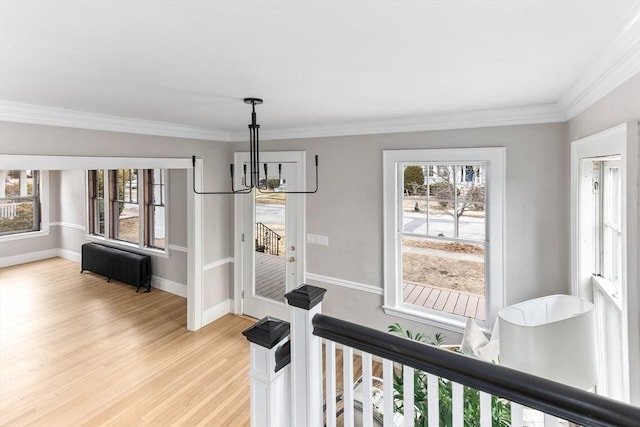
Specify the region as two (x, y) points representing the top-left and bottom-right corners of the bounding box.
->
(243, 285), (640, 427)
(0, 203), (17, 218)
(255, 222), (282, 256)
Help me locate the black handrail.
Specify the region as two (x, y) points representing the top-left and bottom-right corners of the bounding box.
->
(313, 313), (640, 427)
(255, 222), (282, 256)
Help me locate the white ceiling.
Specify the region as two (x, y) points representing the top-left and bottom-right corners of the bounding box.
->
(0, 1), (638, 140)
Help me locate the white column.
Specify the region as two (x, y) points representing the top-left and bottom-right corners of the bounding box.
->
(19, 170), (27, 196)
(243, 317), (291, 427)
(286, 284), (327, 427)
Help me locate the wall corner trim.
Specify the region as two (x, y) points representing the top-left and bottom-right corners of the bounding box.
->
(305, 273), (383, 295)
(203, 257), (234, 272)
(51, 222), (85, 231)
(202, 299), (233, 326)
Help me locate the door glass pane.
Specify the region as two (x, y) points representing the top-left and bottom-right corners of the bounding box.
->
(254, 163), (286, 302)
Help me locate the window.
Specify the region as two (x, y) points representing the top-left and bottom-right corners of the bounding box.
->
(600, 160), (621, 288)
(88, 170), (105, 236)
(110, 169), (139, 244)
(0, 170), (43, 236)
(383, 148), (505, 330)
(87, 168), (167, 254)
(144, 169), (166, 250)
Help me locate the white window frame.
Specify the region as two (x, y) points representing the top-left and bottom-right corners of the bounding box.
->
(0, 170), (50, 242)
(86, 168), (169, 258)
(383, 147), (505, 332)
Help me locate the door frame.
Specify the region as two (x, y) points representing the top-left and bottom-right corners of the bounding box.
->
(570, 122), (639, 403)
(0, 154), (203, 330)
(233, 150), (307, 318)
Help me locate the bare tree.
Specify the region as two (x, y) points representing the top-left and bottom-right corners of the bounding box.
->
(430, 166), (484, 235)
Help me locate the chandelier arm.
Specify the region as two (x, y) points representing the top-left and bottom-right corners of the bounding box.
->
(190, 156), (251, 195)
(279, 155), (319, 194)
(191, 98), (319, 195)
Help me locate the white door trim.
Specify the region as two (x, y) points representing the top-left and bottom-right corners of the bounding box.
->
(0, 155), (205, 331)
(233, 150), (307, 319)
(570, 121), (639, 404)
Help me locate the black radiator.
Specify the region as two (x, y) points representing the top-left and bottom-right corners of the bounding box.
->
(81, 242), (151, 292)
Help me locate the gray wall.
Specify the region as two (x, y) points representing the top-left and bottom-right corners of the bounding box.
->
(255, 122), (569, 339)
(0, 121), (233, 312)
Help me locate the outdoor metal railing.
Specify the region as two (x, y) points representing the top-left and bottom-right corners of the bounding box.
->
(255, 222), (282, 256)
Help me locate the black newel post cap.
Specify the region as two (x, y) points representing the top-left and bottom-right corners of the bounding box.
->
(284, 284), (327, 310)
(242, 316), (290, 349)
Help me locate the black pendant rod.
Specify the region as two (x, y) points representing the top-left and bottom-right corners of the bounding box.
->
(191, 97), (319, 195)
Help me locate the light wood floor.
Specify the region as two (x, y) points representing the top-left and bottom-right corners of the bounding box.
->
(0, 258), (255, 427)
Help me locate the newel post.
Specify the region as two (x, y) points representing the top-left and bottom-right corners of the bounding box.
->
(285, 284), (327, 427)
(242, 317), (291, 427)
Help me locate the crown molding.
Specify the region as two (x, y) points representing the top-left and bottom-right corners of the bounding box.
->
(0, 100), (230, 141)
(228, 103), (565, 141)
(559, 4), (640, 120)
(2, 4), (637, 145)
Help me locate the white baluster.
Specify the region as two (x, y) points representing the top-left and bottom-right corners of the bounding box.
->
(325, 341), (337, 427)
(362, 352), (373, 427)
(510, 402), (523, 427)
(343, 346), (355, 427)
(383, 359), (394, 427)
(480, 391), (492, 427)
(452, 381), (464, 427)
(427, 374), (439, 427)
(403, 366), (414, 427)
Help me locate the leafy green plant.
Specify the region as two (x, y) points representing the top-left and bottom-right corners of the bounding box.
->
(388, 323), (510, 427)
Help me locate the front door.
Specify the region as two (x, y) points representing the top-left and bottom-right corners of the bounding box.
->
(235, 151), (305, 321)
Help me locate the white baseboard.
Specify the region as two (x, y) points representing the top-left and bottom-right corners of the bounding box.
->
(151, 275), (187, 298)
(305, 273), (383, 295)
(202, 299), (233, 326)
(58, 248), (81, 263)
(0, 248), (60, 268)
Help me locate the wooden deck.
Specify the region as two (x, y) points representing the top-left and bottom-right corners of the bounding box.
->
(403, 281), (485, 321)
(254, 250), (485, 320)
(255, 251), (286, 302)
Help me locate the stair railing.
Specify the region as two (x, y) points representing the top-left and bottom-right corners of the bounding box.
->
(255, 222), (282, 256)
(243, 285), (640, 427)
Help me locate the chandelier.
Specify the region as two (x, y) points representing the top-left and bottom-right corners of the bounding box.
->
(192, 98), (319, 195)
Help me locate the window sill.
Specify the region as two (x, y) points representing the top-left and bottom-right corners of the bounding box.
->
(383, 304), (488, 335)
(85, 235), (169, 259)
(0, 229), (50, 242)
